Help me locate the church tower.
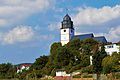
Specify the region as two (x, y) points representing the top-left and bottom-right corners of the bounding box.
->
(61, 14), (74, 45)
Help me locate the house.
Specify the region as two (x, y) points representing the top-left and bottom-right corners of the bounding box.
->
(55, 69), (72, 80)
(105, 43), (120, 56)
(17, 63), (32, 73)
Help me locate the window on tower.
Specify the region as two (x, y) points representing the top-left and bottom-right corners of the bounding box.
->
(64, 30), (66, 32)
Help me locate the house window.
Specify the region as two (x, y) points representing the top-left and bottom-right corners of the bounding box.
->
(64, 30), (66, 32)
(107, 45), (113, 48)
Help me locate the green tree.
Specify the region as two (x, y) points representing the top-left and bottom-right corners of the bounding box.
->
(80, 54), (90, 67)
(54, 46), (71, 68)
(102, 53), (120, 74)
(67, 38), (81, 66)
(43, 42), (62, 75)
(67, 38), (81, 50)
(49, 42), (62, 66)
(30, 55), (49, 70)
(80, 38), (98, 55)
(0, 63), (16, 79)
(92, 44), (107, 74)
(50, 42), (62, 61)
(27, 55), (49, 78)
(92, 44), (107, 80)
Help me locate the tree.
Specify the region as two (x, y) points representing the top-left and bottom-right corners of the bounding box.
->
(67, 38), (81, 50)
(28, 55), (49, 78)
(117, 41), (120, 45)
(0, 63), (16, 79)
(43, 42), (62, 75)
(30, 55), (49, 70)
(49, 42), (62, 66)
(66, 38), (81, 66)
(80, 54), (90, 67)
(102, 53), (120, 74)
(80, 38), (98, 55)
(92, 44), (107, 74)
(92, 44), (107, 80)
(54, 46), (72, 68)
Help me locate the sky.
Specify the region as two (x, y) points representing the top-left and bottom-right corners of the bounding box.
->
(0, 0), (120, 64)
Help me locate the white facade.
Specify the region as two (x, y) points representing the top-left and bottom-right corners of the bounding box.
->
(61, 28), (74, 46)
(17, 65), (30, 73)
(105, 44), (120, 56)
(56, 70), (71, 76)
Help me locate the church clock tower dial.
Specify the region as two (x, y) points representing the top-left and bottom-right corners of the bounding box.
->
(60, 14), (74, 46)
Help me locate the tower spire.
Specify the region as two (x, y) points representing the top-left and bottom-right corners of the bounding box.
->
(61, 14), (73, 29)
(60, 14), (74, 46)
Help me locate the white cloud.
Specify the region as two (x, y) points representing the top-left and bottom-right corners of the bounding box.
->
(1, 26), (34, 44)
(94, 25), (120, 42)
(0, 25), (56, 45)
(75, 25), (120, 42)
(73, 5), (120, 26)
(105, 26), (120, 42)
(0, 19), (7, 26)
(0, 0), (52, 27)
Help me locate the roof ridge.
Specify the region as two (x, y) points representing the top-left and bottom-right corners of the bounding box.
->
(75, 33), (93, 36)
(94, 36), (105, 38)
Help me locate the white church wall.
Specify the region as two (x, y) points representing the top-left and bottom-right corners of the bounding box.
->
(61, 28), (74, 45)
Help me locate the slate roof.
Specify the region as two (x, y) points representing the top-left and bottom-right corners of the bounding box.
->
(63, 14), (71, 21)
(93, 36), (107, 43)
(74, 33), (94, 40)
(61, 14), (73, 29)
(73, 33), (107, 43)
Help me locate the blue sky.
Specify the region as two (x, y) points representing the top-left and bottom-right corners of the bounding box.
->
(0, 0), (120, 64)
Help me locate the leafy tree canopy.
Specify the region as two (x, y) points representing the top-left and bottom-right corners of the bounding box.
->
(30, 55), (49, 70)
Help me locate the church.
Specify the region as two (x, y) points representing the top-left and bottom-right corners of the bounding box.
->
(60, 14), (107, 45)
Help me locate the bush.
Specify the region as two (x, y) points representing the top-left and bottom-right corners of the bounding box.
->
(81, 66), (93, 73)
(83, 74), (92, 78)
(69, 64), (83, 73)
(50, 68), (56, 77)
(73, 75), (81, 78)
